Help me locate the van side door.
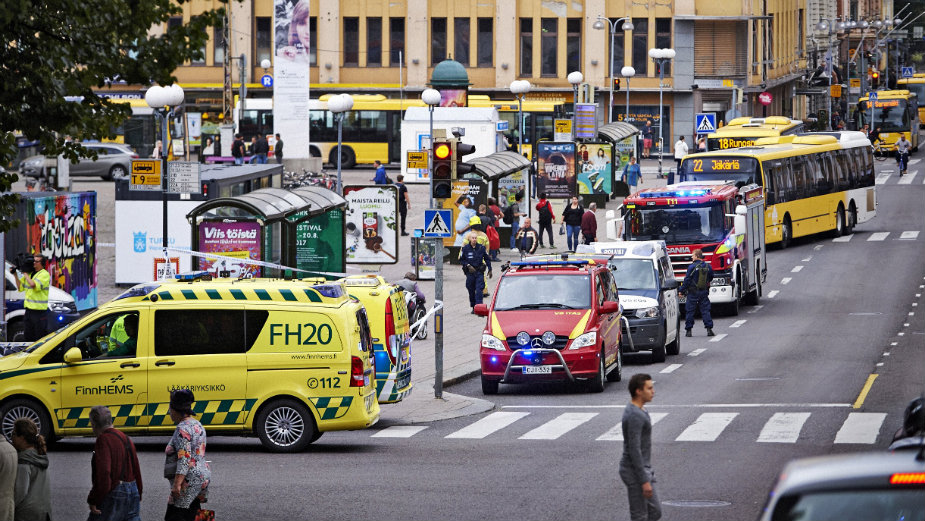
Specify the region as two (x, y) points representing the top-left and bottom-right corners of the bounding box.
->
(658, 254), (679, 337)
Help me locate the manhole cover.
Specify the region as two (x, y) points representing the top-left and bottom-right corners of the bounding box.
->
(663, 500), (731, 508)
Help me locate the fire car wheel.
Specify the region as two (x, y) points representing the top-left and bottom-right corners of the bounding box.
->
(588, 351), (606, 393)
(606, 343), (623, 382)
(726, 275), (740, 316)
(481, 375), (499, 395)
(0, 399), (53, 444)
(255, 399), (316, 453)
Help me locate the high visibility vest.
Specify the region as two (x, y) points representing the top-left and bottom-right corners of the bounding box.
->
(20, 269), (50, 310)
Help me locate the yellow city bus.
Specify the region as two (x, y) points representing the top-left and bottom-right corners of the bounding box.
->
(896, 74), (925, 128)
(99, 97), (183, 159)
(705, 116), (805, 151)
(679, 132), (876, 247)
(235, 95), (565, 167)
(858, 90), (921, 151)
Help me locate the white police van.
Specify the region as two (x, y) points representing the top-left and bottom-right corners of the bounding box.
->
(577, 240), (681, 362)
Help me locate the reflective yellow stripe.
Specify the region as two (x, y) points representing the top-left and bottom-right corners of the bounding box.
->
(568, 310), (592, 339)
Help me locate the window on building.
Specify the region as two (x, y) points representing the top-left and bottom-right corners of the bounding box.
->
(367, 17), (382, 67)
(256, 17), (272, 66)
(767, 18), (774, 66)
(477, 17), (493, 67)
(344, 17), (359, 66)
(213, 24), (226, 65)
(611, 19), (625, 75)
(752, 20), (759, 75)
(655, 18), (671, 75)
(389, 17), (405, 66)
(566, 18), (581, 74)
(168, 16), (182, 31)
(432, 17), (447, 65)
(520, 18), (533, 77)
(541, 18), (557, 76)
(632, 18), (648, 74)
(455, 18), (470, 66)
(797, 9), (804, 58)
(309, 16), (317, 66)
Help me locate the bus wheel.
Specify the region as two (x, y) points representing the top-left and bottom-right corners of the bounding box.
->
(833, 206), (847, 237)
(309, 146), (321, 158)
(329, 146), (356, 169)
(780, 217), (793, 249)
(845, 203), (856, 234)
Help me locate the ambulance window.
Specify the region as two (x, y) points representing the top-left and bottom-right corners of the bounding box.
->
(356, 309), (372, 352)
(41, 311), (141, 363)
(154, 309), (267, 355)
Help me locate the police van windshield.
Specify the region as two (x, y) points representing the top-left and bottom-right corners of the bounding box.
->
(494, 274), (590, 310)
(609, 259), (657, 290)
(625, 205), (727, 244)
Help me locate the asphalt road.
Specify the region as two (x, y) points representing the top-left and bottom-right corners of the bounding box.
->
(42, 160), (925, 521)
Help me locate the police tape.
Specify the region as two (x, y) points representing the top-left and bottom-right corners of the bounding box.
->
(164, 247), (350, 278)
(406, 299), (443, 346)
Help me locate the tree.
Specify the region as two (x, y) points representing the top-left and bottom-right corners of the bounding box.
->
(0, 0), (228, 232)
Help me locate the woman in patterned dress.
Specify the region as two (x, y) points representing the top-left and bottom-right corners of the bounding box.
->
(164, 389), (211, 521)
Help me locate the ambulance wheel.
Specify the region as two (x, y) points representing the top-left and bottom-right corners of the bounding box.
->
(481, 375), (499, 395)
(606, 343), (623, 382)
(588, 351), (606, 393)
(833, 206), (847, 237)
(651, 329), (667, 363)
(255, 399), (317, 453)
(0, 398), (53, 445)
(666, 317), (681, 356)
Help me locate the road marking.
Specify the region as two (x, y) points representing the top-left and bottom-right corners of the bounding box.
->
(801, 255), (813, 262)
(675, 412), (738, 442)
(832, 234), (853, 242)
(730, 320), (747, 328)
(688, 348), (707, 356)
(597, 412), (667, 441)
(747, 305), (764, 314)
(660, 364), (683, 374)
(791, 265), (804, 273)
(519, 412), (598, 440)
(910, 158), (921, 165)
(868, 232), (890, 241)
(767, 290), (779, 298)
(852, 374), (878, 409)
(814, 244), (823, 251)
(897, 172), (918, 185)
(709, 333), (727, 343)
(834, 412), (886, 444)
(372, 425), (429, 438)
(781, 277), (792, 285)
(446, 411), (529, 439)
(502, 403), (853, 408)
(875, 173), (891, 185)
(757, 412), (811, 443)
(899, 231), (919, 240)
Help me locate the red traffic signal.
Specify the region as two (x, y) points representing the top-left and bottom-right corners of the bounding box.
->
(613, 78), (621, 91)
(434, 142), (451, 160)
(432, 139), (453, 199)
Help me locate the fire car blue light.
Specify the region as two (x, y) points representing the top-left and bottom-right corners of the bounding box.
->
(491, 356), (498, 364)
(523, 350), (533, 356)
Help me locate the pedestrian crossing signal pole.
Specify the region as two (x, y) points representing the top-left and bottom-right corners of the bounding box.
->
(434, 235), (444, 399)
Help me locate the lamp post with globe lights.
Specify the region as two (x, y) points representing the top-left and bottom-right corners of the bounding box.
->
(144, 84), (185, 258)
(815, 18), (849, 130)
(422, 88), (442, 207)
(328, 94), (354, 195)
(648, 48), (675, 178)
(509, 79), (533, 217)
(621, 66), (635, 122)
(593, 16), (634, 124)
(567, 71), (583, 141)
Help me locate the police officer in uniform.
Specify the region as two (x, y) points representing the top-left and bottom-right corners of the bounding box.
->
(460, 231), (492, 313)
(679, 249), (714, 337)
(10, 254), (51, 341)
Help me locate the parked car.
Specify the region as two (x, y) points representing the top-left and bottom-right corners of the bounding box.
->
(4, 261), (81, 342)
(19, 142), (139, 181)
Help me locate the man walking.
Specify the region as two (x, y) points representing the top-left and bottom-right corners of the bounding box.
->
(620, 373), (661, 521)
(395, 174), (410, 236)
(535, 192), (555, 248)
(254, 134), (270, 164)
(896, 134), (912, 176)
(274, 133), (284, 164)
(581, 202), (598, 245)
(231, 134), (245, 165)
(679, 248), (714, 337)
(673, 135), (689, 176)
(87, 405), (143, 521)
(642, 120), (654, 159)
(460, 231), (492, 313)
(11, 254), (50, 341)
(372, 160), (389, 184)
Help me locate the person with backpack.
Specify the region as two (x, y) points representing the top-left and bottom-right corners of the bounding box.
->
(535, 192), (555, 249)
(679, 249), (714, 337)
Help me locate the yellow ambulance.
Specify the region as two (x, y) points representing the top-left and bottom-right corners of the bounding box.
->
(0, 275), (379, 453)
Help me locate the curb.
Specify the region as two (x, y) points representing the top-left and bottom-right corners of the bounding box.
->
(442, 368), (483, 388)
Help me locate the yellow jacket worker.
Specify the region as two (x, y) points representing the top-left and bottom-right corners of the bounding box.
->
(11, 254), (51, 341)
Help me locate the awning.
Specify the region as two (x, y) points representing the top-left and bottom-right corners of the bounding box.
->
(597, 122), (641, 144)
(469, 151), (532, 181)
(188, 187), (317, 222)
(286, 186), (347, 223)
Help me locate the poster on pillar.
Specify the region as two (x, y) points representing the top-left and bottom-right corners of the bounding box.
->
(576, 143), (613, 196)
(615, 105), (671, 153)
(536, 142), (577, 199)
(441, 180), (488, 247)
(344, 185), (399, 264)
(274, 0), (311, 159)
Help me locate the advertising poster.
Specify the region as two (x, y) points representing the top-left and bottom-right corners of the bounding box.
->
(197, 221), (263, 277)
(440, 179), (488, 247)
(274, 0), (311, 158)
(292, 208), (345, 277)
(440, 89), (468, 107)
(344, 185), (398, 264)
(411, 238), (436, 280)
(497, 169), (526, 211)
(536, 142), (577, 199)
(576, 143), (613, 196)
(17, 193), (98, 311)
(616, 105), (672, 154)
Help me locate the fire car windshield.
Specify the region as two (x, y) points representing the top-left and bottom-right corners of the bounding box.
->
(493, 274), (591, 310)
(624, 205), (727, 244)
(679, 156), (761, 187)
(609, 259), (657, 291)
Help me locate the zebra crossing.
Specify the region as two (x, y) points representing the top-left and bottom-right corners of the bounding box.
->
(366, 409), (892, 445)
(832, 230), (920, 242)
(876, 170), (922, 185)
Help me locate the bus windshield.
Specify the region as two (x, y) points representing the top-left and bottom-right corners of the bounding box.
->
(859, 99), (911, 132)
(897, 83), (924, 101)
(625, 204), (727, 244)
(679, 156), (761, 187)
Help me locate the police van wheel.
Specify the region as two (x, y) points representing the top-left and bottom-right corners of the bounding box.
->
(666, 318), (681, 356)
(0, 399), (53, 445)
(588, 352), (606, 393)
(481, 375), (499, 395)
(7, 320), (25, 342)
(651, 330), (667, 363)
(255, 399), (317, 453)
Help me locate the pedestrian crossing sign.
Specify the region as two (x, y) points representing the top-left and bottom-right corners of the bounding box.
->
(423, 209), (453, 238)
(696, 113), (717, 134)
(902, 66), (914, 78)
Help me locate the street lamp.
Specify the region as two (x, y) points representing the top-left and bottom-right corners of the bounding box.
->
(422, 88), (442, 207)
(144, 83), (185, 261)
(593, 16), (634, 123)
(648, 48), (674, 179)
(510, 79), (532, 217)
(815, 19), (844, 130)
(328, 93), (354, 195)
(567, 71), (583, 141)
(621, 66), (636, 123)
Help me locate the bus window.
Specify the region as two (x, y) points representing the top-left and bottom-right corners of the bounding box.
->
(805, 158), (822, 196)
(356, 110), (388, 142)
(761, 161), (778, 205)
(791, 157), (808, 200)
(833, 150), (851, 191)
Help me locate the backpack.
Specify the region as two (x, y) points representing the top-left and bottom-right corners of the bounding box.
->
(695, 262), (710, 291)
(502, 205), (514, 225)
(486, 225), (500, 250)
(538, 201), (553, 222)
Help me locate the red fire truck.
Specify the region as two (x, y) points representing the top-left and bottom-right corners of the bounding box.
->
(611, 181), (767, 315)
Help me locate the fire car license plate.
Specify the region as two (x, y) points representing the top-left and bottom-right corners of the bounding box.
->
(523, 366), (552, 374)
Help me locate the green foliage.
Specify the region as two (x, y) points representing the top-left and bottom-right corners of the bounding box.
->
(0, 0), (229, 232)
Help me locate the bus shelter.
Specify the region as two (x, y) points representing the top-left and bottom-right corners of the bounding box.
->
(469, 151), (532, 248)
(597, 122), (642, 198)
(283, 186), (347, 279)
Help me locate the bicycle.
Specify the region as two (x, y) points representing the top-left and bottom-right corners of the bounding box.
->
(871, 142), (890, 161)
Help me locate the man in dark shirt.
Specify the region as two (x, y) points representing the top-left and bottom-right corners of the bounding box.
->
(460, 231), (492, 312)
(395, 174), (410, 236)
(274, 133), (284, 164)
(679, 248), (714, 337)
(620, 373), (661, 521)
(231, 134), (245, 165)
(87, 405), (143, 520)
(254, 134), (270, 164)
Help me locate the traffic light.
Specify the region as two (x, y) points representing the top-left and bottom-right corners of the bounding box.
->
(431, 139), (453, 199)
(871, 70), (880, 89)
(453, 140), (477, 178)
(613, 78), (621, 92)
